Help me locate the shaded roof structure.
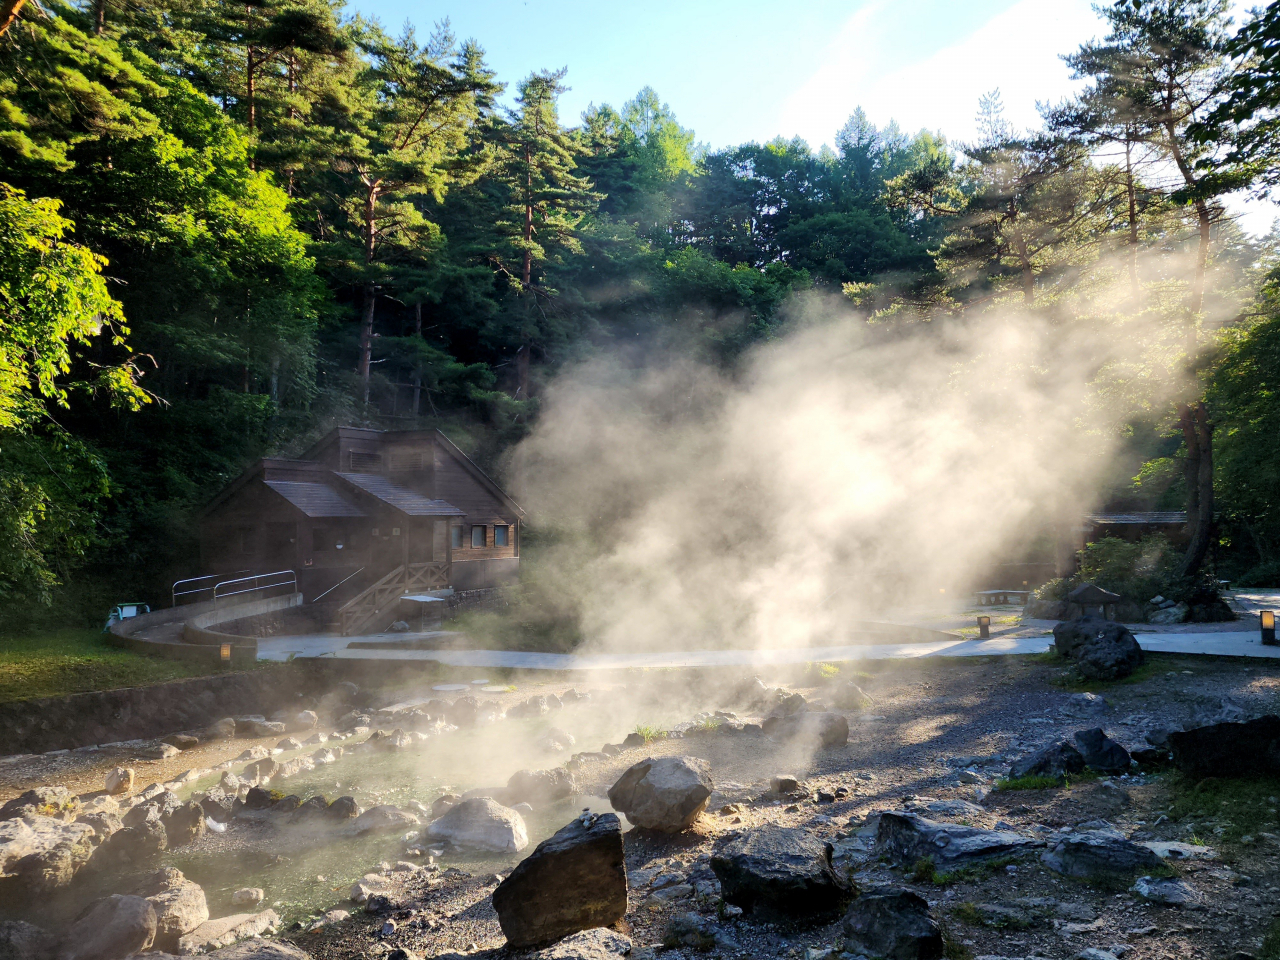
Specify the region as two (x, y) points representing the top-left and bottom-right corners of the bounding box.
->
(336, 473), (466, 517)
(264, 480), (366, 518)
(1086, 512), (1187, 525)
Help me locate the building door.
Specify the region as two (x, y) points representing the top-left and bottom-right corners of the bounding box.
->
(264, 522), (297, 571)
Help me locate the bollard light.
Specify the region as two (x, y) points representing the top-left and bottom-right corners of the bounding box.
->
(977, 615), (991, 639)
(220, 642), (232, 662)
(1263, 611), (1276, 646)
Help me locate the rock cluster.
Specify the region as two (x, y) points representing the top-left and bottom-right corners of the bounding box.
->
(607, 756), (713, 832)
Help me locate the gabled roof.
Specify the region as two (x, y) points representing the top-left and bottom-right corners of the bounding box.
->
(431, 430), (525, 520)
(336, 473), (466, 517)
(1086, 512), (1188, 524)
(264, 481), (366, 518)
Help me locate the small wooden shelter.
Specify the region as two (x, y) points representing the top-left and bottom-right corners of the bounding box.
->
(199, 428), (523, 627)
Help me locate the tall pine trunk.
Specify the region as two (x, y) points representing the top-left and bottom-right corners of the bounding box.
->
(1124, 140), (1139, 296)
(358, 183), (378, 406)
(517, 144), (533, 402)
(1176, 403), (1214, 580)
(412, 302), (422, 417)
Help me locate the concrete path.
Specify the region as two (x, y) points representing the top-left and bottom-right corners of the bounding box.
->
(256, 628), (1280, 670)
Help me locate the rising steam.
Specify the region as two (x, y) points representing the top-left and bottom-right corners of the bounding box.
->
(509, 292), (1171, 655)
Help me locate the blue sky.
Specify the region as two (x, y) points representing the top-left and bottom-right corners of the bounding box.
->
(349, 0), (1273, 233)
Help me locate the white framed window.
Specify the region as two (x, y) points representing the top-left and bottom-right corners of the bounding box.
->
(494, 525), (509, 547)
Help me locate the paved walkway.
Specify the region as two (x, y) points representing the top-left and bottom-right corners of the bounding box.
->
(256, 628), (1280, 670)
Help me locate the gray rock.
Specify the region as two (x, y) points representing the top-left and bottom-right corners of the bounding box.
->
(185, 942), (310, 960)
(711, 825), (850, 922)
(424, 798), (528, 853)
(105, 768), (135, 796)
(1053, 616), (1144, 680)
(492, 813), (627, 947)
(95, 818), (168, 869)
(0, 816), (97, 891)
(873, 812), (1037, 867)
(762, 712), (849, 748)
(530, 929), (632, 960)
(201, 719), (236, 741)
(1063, 693), (1111, 718)
(230, 888), (264, 907)
(842, 886), (943, 960)
(832, 682), (874, 710)
(242, 758), (279, 782)
(164, 802), (206, 847)
(0, 921), (54, 960)
(275, 738), (302, 752)
(326, 797), (361, 820)
(1149, 602), (1189, 625)
(351, 805), (420, 835)
(1042, 830), (1164, 877)
(1008, 740), (1085, 781)
(0, 788), (80, 823)
(75, 810), (123, 843)
(662, 912), (717, 951)
(607, 756), (713, 832)
(247, 721), (287, 738)
(506, 768), (577, 806)
(132, 867), (208, 951)
(1073, 728), (1131, 774)
(175, 910), (278, 954)
(1131, 875), (1196, 905)
(57, 896), (156, 960)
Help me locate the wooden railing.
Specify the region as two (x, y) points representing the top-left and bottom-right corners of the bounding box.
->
(337, 561), (451, 636)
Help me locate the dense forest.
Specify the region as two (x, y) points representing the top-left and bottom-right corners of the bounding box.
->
(3, 0), (1280, 624)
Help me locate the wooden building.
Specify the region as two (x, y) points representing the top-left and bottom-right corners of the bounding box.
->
(199, 427), (523, 603)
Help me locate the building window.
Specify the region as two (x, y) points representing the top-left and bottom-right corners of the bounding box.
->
(349, 450), (383, 472)
(450, 526), (462, 549)
(494, 525), (509, 547)
(472, 525), (486, 548)
(390, 452), (424, 472)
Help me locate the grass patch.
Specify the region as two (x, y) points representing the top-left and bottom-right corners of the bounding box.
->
(0, 628), (231, 703)
(1261, 917), (1280, 960)
(693, 716), (723, 732)
(910, 855), (1021, 886)
(994, 774), (1063, 792)
(950, 902), (1031, 930)
(1166, 771), (1280, 843)
(633, 723), (665, 744)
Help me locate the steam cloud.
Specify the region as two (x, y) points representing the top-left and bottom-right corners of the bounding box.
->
(510, 295), (1141, 655)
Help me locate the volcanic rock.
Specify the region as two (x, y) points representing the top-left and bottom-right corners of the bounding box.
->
(164, 801), (206, 847)
(873, 812), (1037, 867)
(57, 895), (156, 960)
(231, 888), (264, 907)
(711, 825), (851, 922)
(662, 912), (717, 951)
(492, 812), (627, 946)
(275, 738), (302, 752)
(352, 805), (420, 835)
(530, 929), (632, 960)
(430, 795), (460, 819)
(95, 818), (168, 869)
(762, 712), (849, 748)
(1132, 875), (1197, 905)
(201, 792), (237, 824)
(242, 758), (280, 783)
(1168, 715), (1280, 779)
(445, 697), (479, 727)
(287, 710), (318, 732)
(506, 768), (577, 806)
(0, 920), (55, 960)
(76, 811), (122, 843)
(1063, 693), (1112, 718)
(1008, 740), (1086, 781)
(424, 798), (527, 853)
(105, 768), (135, 796)
(1042, 830), (1164, 877)
(202, 718), (237, 741)
(326, 797), (361, 820)
(242, 788), (273, 811)
(1053, 615), (1143, 680)
(150, 943), (311, 960)
(0, 788), (80, 823)
(1073, 728), (1131, 774)
(175, 910), (279, 954)
(607, 756), (713, 832)
(842, 886), (944, 960)
(162, 734), (199, 751)
(0, 816), (97, 892)
(132, 867), (209, 951)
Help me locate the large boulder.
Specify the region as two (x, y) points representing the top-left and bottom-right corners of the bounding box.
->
(506, 768), (577, 806)
(1042, 830), (1163, 878)
(164, 802), (206, 848)
(492, 813), (627, 947)
(1008, 740), (1086, 781)
(0, 788), (80, 823)
(842, 887), (944, 960)
(105, 768), (135, 797)
(761, 712), (849, 748)
(424, 798), (528, 853)
(607, 757), (713, 832)
(710, 826), (851, 922)
(351, 805), (420, 836)
(57, 896), (156, 960)
(132, 867), (209, 952)
(94, 818), (168, 870)
(0, 920), (54, 960)
(1052, 615), (1143, 680)
(0, 816), (97, 892)
(175, 910), (279, 955)
(873, 812), (1037, 867)
(1168, 715), (1280, 779)
(1073, 728), (1131, 774)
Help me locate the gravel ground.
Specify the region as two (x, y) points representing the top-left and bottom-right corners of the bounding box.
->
(268, 653), (1280, 960)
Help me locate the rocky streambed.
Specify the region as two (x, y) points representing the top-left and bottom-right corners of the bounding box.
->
(5, 654), (1280, 960)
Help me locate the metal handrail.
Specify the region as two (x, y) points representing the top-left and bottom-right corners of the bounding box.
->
(172, 570), (251, 606)
(213, 569), (297, 601)
(311, 567), (365, 603)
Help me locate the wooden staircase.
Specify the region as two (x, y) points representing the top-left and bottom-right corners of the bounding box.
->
(337, 561), (450, 636)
